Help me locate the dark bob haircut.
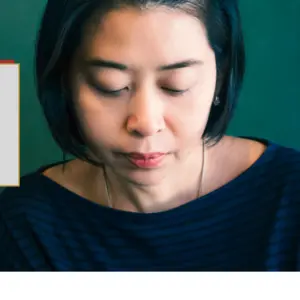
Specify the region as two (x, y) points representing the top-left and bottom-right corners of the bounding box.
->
(35, 0), (245, 164)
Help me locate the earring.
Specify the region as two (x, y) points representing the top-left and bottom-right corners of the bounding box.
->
(213, 96), (220, 106)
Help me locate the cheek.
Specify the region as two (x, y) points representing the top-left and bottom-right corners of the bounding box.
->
(73, 86), (125, 147)
(167, 81), (216, 144)
(164, 105), (208, 149)
(170, 90), (214, 132)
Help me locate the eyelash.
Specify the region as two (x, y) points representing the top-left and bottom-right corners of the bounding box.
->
(162, 87), (187, 96)
(93, 84), (187, 98)
(95, 86), (125, 97)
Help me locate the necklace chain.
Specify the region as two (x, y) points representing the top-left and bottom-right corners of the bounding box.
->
(103, 139), (205, 209)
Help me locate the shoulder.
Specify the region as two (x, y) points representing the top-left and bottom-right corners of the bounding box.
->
(275, 142), (300, 164)
(269, 140), (300, 177)
(0, 168), (61, 271)
(0, 163), (64, 220)
(209, 136), (300, 194)
(241, 137), (300, 202)
(220, 136), (300, 196)
(270, 142), (300, 194)
(254, 137), (300, 184)
(235, 136), (300, 176)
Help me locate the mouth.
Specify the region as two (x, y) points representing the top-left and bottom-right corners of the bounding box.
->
(119, 152), (167, 168)
(127, 152), (166, 159)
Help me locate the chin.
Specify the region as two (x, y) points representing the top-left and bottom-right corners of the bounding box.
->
(116, 167), (169, 187)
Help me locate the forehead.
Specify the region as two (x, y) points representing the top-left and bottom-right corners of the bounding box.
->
(80, 8), (213, 66)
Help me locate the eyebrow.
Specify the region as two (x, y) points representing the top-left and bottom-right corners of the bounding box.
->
(84, 58), (203, 71)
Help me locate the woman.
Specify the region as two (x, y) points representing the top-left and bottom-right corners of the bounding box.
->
(0, 0), (299, 271)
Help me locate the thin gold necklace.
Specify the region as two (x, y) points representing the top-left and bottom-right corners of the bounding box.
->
(103, 139), (205, 209)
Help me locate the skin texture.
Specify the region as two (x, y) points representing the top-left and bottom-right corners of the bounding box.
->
(44, 7), (266, 213)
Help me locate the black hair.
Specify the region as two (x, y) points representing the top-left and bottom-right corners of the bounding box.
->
(35, 0), (245, 164)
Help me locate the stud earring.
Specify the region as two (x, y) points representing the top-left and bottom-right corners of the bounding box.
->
(213, 96), (220, 106)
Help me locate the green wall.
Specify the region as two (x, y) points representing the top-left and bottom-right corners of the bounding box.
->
(0, 0), (299, 179)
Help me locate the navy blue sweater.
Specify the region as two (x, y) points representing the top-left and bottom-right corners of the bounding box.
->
(1, 138), (300, 271)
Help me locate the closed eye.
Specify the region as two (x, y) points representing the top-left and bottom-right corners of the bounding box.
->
(92, 84), (129, 97)
(85, 73), (129, 97)
(94, 86), (187, 97)
(88, 76), (187, 98)
(162, 87), (188, 95)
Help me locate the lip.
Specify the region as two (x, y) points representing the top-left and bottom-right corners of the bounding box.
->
(122, 152), (166, 168)
(127, 152), (166, 159)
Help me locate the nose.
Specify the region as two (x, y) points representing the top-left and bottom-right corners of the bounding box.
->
(126, 89), (165, 137)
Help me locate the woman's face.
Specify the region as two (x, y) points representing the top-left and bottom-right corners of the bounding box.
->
(70, 7), (217, 185)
